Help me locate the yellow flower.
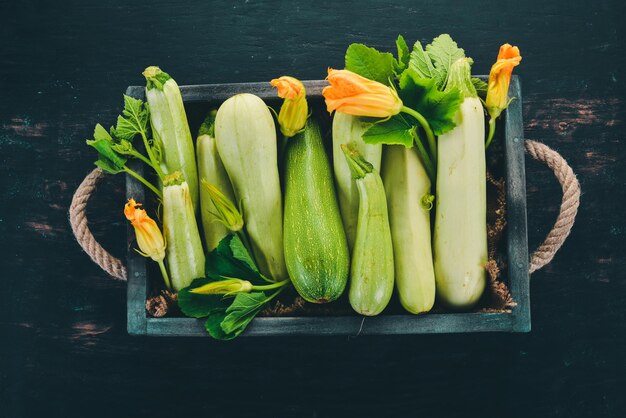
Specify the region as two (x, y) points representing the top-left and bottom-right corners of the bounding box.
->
(190, 278), (253, 295)
(201, 180), (244, 232)
(322, 68), (403, 118)
(271, 76), (308, 137)
(124, 198), (166, 262)
(485, 44), (522, 120)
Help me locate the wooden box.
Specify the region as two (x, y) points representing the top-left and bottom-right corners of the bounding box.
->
(126, 76), (530, 336)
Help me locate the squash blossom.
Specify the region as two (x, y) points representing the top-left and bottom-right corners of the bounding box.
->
(124, 199), (166, 262)
(271, 76), (308, 137)
(201, 179), (244, 232)
(323, 68), (403, 118)
(190, 278), (253, 295)
(485, 43), (522, 120)
(124, 198), (171, 290)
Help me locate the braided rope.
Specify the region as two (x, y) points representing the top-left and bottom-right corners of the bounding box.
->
(69, 168), (127, 281)
(70, 140), (579, 280)
(525, 140), (580, 273)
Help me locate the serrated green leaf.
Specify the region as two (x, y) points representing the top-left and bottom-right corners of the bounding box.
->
(205, 235), (264, 285)
(394, 35), (410, 73)
(472, 77), (488, 99)
(408, 40), (438, 80)
(345, 43), (396, 85)
(362, 115), (414, 147)
(220, 292), (269, 336)
(86, 138), (128, 171)
(399, 69), (463, 136)
(425, 34), (465, 89)
(113, 95), (149, 141)
(178, 278), (232, 318)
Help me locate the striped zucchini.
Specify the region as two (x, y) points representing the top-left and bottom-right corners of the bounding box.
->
(342, 144), (394, 316)
(283, 118), (350, 303)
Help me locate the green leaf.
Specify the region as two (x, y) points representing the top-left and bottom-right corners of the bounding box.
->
(345, 43), (396, 85)
(408, 40), (438, 80)
(472, 77), (488, 99)
(425, 34), (466, 89)
(86, 138), (128, 172)
(362, 115), (414, 148)
(394, 35), (410, 73)
(112, 95), (149, 141)
(399, 69), (463, 136)
(220, 292), (269, 336)
(178, 278), (232, 318)
(93, 123), (112, 142)
(205, 235), (264, 285)
(204, 312), (234, 340)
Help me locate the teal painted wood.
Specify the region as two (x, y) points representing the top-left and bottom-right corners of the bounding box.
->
(126, 76), (529, 336)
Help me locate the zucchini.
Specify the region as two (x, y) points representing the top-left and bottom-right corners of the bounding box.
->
(283, 118), (350, 303)
(196, 111), (236, 251)
(434, 58), (487, 309)
(381, 145), (435, 314)
(332, 112), (381, 249)
(162, 172), (205, 291)
(214, 93), (288, 280)
(342, 145), (394, 316)
(143, 66), (198, 210)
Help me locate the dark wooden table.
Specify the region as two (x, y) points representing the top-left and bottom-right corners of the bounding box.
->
(2, 1), (624, 416)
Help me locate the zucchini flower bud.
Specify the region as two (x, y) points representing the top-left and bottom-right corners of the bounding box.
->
(485, 44), (522, 120)
(201, 179), (244, 232)
(323, 68), (403, 118)
(124, 198), (166, 262)
(190, 278), (253, 295)
(271, 76), (308, 137)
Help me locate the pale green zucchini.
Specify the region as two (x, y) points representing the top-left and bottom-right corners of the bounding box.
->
(332, 113), (382, 249)
(283, 118), (350, 303)
(143, 66), (198, 210)
(381, 145), (435, 314)
(214, 93), (288, 281)
(162, 172), (205, 291)
(196, 111), (236, 251)
(434, 58), (487, 309)
(342, 145), (394, 316)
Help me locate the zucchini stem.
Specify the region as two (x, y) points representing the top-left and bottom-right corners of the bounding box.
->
(401, 106), (437, 161)
(410, 129), (436, 182)
(140, 131), (166, 180)
(485, 117), (496, 149)
(124, 167), (163, 199)
(251, 280), (290, 291)
(158, 260), (172, 291)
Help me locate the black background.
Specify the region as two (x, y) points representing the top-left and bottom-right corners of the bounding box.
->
(2, 1), (625, 417)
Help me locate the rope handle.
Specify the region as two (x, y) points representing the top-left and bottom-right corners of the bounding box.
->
(69, 139), (579, 280)
(524, 140), (580, 273)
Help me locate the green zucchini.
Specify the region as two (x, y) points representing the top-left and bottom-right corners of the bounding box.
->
(434, 58), (487, 309)
(283, 118), (349, 303)
(143, 66), (198, 210)
(196, 111), (236, 251)
(342, 144), (394, 316)
(381, 145), (435, 314)
(162, 172), (205, 291)
(215, 93), (288, 280)
(332, 112), (382, 249)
